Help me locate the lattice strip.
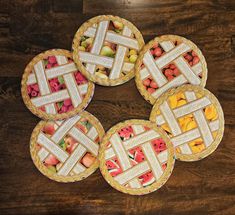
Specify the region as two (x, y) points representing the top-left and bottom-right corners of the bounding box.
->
(84, 27), (139, 50)
(143, 51), (167, 87)
(114, 161), (150, 185)
(142, 143), (163, 180)
(156, 97), (211, 125)
(109, 26), (132, 79)
(69, 127), (99, 156)
(155, 43), (190, 69)
(171, 119), (219, 147)
(63, 73), (82, 107)
(185, 91), (213, 147)
(160, 101), (182, 135)
(110, 133), (141, 188)
(27, 63), (77, 85)
(38, 133), (68, 162)
(160, 41), (201, 85)
(86, 21), (109, 74)
(57, 144), (87, 176)
(31, 90), (69, 107)
(34, 61), (56, 114)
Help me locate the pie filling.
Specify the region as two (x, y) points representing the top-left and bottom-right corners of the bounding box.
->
(141, 41), (203, 94)
(36, 119), (100, 175)
(78, 21), (139, 79)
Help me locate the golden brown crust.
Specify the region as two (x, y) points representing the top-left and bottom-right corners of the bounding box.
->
(30, 111), (105, 182)
(135, 35), (208, 105)
(99, 119), (175, 195)
(21, 49), (95, 120)
(72, 15), (145, 86)
(149, 84), (224, 161)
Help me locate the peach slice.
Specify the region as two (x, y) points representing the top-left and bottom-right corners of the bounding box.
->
(81, 153), (96, 168)
(189, 138), (205, 153)
(169, 95), (178, 109)
(205, 105), (217, 120)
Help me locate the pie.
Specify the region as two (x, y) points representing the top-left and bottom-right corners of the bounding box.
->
(135, 35), (208, 104)
(21, 49), (94, 120)
(30, 111), (105, 182)
(99, 119), (174, 195)
(72, 15), (145, 86)
(150, 85), (224, 161)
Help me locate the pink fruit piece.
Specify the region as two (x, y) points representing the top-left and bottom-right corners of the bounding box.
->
(64, 99), (72, 106)
(170, 64), (176, 69)
(164, 69), (173, 76)
(167, 75), (174, 81)
(184, 54), (193, 62)
(44, 154), (59, 166)
(189, 61), (193, 66)
(153, 47), (162, 57)
(118, 126), (133, 139)
(48, 56), (57, 64)
(193, 56), (199, 65)
(67, 142), (78, 154)
(43, 122), (55, 135)
(129, 147), (145, 163)
(76, 72), (86, 82)
(31, 90), (38, 97)
(150, 80), (158, 89)
(68, 105), (74, 111)
(139, 171), (155, 187)
(61, 105), (68, 113)
(65, 136), (77, 151)
(81, 153), (96, 168)
(192, 51), (197, 57)
(150, 49), (155, 55)
(173, 68), (180, 76)
(46, 64), (52, 69)
(143, 78), (150, 87)
(31, 84), (39, 92)
(147, 87), (155, 94)
(151, 138), (167, 153)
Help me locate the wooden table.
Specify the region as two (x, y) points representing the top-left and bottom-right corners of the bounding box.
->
(0, 1), (234, 214)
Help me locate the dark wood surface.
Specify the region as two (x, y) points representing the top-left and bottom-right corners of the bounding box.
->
(0, 0), (235, 214)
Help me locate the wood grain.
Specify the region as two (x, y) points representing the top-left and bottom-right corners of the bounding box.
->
(0, 0), (234, 214)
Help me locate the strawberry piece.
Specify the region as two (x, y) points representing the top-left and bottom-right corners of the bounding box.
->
(164, 69), (173, 76)
(143, 79), (151, 87)
(153, 47), (162, 57)
(44, 154), (59, 165)
(147, 87), (155, 94)
(150, 80), (158, 89)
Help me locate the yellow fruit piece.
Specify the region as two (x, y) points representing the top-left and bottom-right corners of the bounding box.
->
(129, 49), (137, 55)
(129, 54), (138, 63)
(78, 46), (86, 51)
(180, 117), (192, 132)
(176, 92), (185, 100)
(161, 123), (171, 133)
(169, 95), (178, 109)
(177, 99), (187, 107)
(205, 105), (217, 120)
(96, 71), (108, 79)
(189, 138), (205, 153)
(185, 120), (197, 131)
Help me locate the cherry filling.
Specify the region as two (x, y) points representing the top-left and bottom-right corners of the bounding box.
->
(142, 41), (202, 94)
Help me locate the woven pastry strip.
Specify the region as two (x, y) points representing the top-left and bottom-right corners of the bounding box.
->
(99, 120), (174, 195)
(21, 49), (94, 120)
(135, 35), (207, 104)
(72, 15), (145, 86)
(150, 85), (224, 161)
(30, 111), (105, 182)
